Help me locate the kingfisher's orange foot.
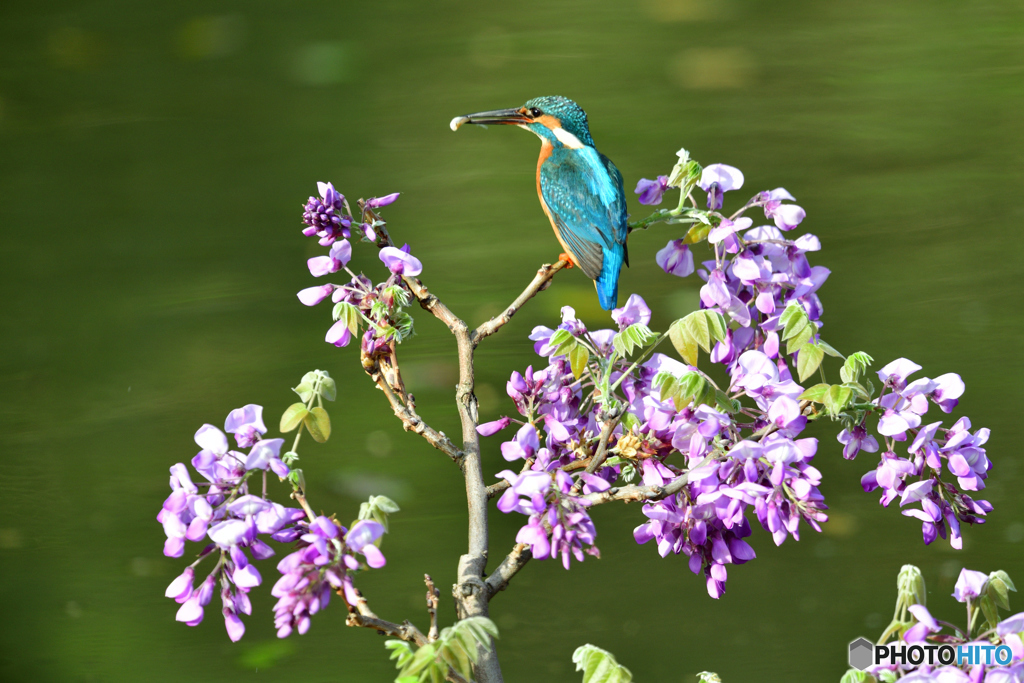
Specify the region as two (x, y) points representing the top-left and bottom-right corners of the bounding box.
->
(557, 253), (574, 269)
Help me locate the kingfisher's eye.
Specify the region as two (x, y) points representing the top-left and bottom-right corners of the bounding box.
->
(530, 107), (542, 118)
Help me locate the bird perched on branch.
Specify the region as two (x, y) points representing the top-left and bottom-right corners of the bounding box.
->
(451, 96), (628, 310)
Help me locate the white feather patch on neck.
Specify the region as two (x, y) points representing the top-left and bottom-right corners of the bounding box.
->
(552, 126), (585, 149)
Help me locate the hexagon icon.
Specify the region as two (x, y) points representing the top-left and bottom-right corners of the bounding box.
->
(848, 637), (874, 670)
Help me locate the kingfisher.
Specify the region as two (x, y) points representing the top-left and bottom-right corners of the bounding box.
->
(450, 96), (628, 310)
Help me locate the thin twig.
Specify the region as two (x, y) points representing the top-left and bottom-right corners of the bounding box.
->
(569, 413), (622, 494)
(580, 452), (718, 506)
(425, 574), (440, 642)
(472, 260), (569, 345)
(485, 457), (591, 499)
(346, 612), (428, 646)
(366, 360), (463, 462)
(484, 543), (532, 599)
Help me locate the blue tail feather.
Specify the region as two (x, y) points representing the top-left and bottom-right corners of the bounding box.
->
(596, 244), (624, 310)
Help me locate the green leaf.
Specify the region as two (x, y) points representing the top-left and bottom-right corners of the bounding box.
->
(992, 569), (1017, 592)
(841, 352), (874, 383)
(292, 381), (315, 403)
(988, 570), (1016, 610)
(569, 344), (590, 380)
(840, 670), (876, 683)
(669, 320), (699, 366)
(798, 383), (830, 402)
(572, 644), (633, 683)
(823, 385), (853, 417)
(782, 317), (806, 344)
(548, 329), (573, 352)
(817, 339), (844, 358)
(786, 323), (814, 355)
(980, 594), (1000, 629)
(552, 335), (578, 359)
(432, 618), (498, 681)
(280, 403), (310, 433)
(778, 302), (802, 326)
(358, 495), (400, 533)
(612, 333), (627, 358)
(684, 223), (711, 244)
(620, 412), (640, 434)
(304, 406), (331, 443)
(679, 372), (705, 404)
(842, 381), (872, 401)
(714, 389), (739, 413)
(320, 375), (337, 402)
(653, 372), (679, 403)
(681, 311), (711, 352)
(614, 323), (654, 358)
(386, 640), (415, 669)
(796, 343), (825, 382)
(706, 311), (728, 344)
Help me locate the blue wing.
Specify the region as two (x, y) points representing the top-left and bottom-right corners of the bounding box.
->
(539, 147), (628, 309)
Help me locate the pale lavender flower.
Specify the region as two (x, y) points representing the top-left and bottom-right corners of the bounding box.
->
(878, 358), (923, 390)
(635, 176), (669, 205)
(325, 319), (353, 348)
(477, 417), (511, 436)
(953, 568), (989, 602)
(379, 244), (423, 276)
(904, 604), (941, 643)
(345, 520), (386, 568)
(224, 405), (267, 449)
(366, 192), (400, 208)
(699, 164), (744, 210)
(297, 284), (335, 306)
(655, 240), (694, 277)
(837, 425), (879, 460)
(611, 294), (651, 329)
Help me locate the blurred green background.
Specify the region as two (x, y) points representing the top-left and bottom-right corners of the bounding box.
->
(1, 0), (1022, 681)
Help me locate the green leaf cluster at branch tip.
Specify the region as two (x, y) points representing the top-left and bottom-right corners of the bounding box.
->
(668, 309), (727, 366)
(386, 617), (498, 683)
(572, 644), (633, 683)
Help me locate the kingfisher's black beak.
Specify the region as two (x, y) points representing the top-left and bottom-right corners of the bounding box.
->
(450, 108), (530, 131)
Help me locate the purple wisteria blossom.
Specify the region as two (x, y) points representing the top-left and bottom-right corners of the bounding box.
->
(224, 404), (267, 449)
(302, 182), (350, 246)
(635, 175), (669, 205)
(159, 407), (307, 640)
(611, 294), (652, 329)
(366, 192), (400, 209)
(698, 164), (744, 210)
(379, 244), (423, 276)
(271, 516), (388, 637)
(656, 239), (695, 277)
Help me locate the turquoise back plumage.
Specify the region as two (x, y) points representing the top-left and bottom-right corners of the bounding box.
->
(535, 121), (628, 310)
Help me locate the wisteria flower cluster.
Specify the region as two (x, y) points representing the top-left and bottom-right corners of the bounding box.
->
(473, 150), (992, 598)
(159, 374), (397, 642)
(298, 182), (419, 354)
(848, 565), (1024, 682)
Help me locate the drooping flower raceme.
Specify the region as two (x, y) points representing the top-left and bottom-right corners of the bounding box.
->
(159, 405), (390, 641)
(295, 183), (420, 354)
